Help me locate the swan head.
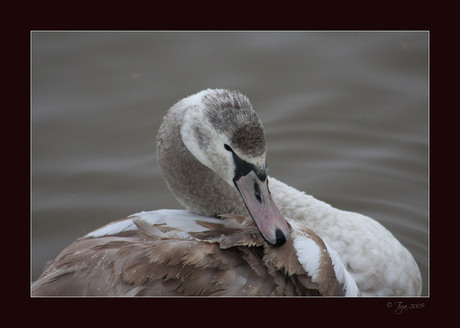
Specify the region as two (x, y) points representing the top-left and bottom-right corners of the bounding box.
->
(178, 89), (289, 246)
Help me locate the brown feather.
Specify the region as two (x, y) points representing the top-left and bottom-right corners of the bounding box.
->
(32, 214), (352, 296)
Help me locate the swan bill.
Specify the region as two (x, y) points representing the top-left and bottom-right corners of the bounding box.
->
(234, 170), (289, 246)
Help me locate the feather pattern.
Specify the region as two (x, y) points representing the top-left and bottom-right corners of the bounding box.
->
(32, 211), (358, 296)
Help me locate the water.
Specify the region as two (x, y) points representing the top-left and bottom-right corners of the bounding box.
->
(31, 31), (429, 295)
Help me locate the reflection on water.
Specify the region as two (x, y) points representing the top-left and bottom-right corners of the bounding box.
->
(31, 31), (429, 295)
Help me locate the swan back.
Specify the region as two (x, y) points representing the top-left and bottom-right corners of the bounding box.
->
(31, 210), (359, 296)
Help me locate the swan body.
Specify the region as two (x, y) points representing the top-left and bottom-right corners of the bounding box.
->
(267, 178), (421, 295)
(32, 210), (359, 296)
(32, 89), (421, 296)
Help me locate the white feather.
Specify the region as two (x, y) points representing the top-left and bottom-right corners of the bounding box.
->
(85, 209), (223, 238)
(293, 234), (321, 282)
(324, 241), (360, 296)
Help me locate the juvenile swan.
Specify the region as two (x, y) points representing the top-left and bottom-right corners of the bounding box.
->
(157, 89), (421, 296)
(32, 89), (421, 296)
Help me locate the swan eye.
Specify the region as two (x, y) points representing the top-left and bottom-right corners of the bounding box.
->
(224, 144), (233, 152)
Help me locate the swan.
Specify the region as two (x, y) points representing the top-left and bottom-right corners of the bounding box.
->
(32, 88), (421, 296)
(31, 211), (359, 296)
